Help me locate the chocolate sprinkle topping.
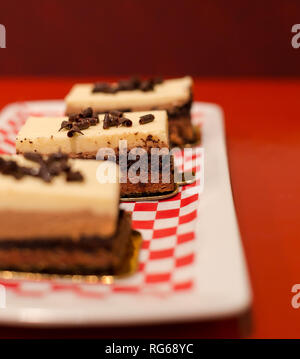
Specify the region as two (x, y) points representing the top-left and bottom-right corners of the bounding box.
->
(59, 107), (99, 137)
(139, 80), (154, 92)
(92, 82), (116, 94)
(59, 120), (72, 132)
(139, 114), (155, 125)
(103, 113), (111, 129)
(0, 152), (84, 183)
(67, 126), (84, 138)
(66, 170), (84, 182)
(102, 112), (132, 129)
(92, 77), (163, 94)
(82, 107), (93, 118)
(109, 110), (124, 118)
(119, 117), (132, 127)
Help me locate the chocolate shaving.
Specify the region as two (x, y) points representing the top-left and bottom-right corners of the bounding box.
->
(103, 113), (111, 129)
(59, 107), (99, 137)
(92, 82), (116, 94)
(59, 120), (72, 131)
(66, 170), (84, 182)
(88, 118), (98, 126)
(109, 110), (123, 118)
(0, 152), (84, 183)
(109, 115), (120, 127)
(119, 117), (132, 127)
(67, 126), (84, 138)
(92, 77), (163, 94)
(140, 80), (154, 92)
(117, 79), (136, 91)
(139, 114), (155, 125)
(82, 107), (93, 118)
(102, 112), (132, 129)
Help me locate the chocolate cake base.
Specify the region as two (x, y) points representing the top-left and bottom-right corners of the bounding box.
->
(120, 166), (175, 197)
(0, 211), (133, 275)
(169, 115), (200, 147)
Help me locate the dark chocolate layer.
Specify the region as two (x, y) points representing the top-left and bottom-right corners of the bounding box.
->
(0, 211), (133, 275)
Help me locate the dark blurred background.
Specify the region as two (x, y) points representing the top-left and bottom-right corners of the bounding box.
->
(0, 0), (300, 76)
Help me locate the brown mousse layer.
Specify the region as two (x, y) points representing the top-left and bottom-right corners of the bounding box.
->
(0, 210), (116, 240)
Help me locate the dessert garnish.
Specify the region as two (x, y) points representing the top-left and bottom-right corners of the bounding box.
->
(59, 107), (99, 137)
(92, 77), (163, 94)
(103, 112), (132, 129)
(139, 114), (155, 125)
(0, 152), (84, 183)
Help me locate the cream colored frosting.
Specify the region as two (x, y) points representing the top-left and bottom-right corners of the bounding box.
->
(16, 111), (169, 154)
(0, 156), (120, 222)
(65, 77), (193, 113)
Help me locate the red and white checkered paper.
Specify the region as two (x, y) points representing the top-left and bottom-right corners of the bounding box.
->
(0, 102), (203, 299)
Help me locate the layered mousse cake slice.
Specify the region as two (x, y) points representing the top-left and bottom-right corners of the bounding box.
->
(16, 109), (176, 198)
(64, 76), (197, 147)
(0, 153), (135, 275)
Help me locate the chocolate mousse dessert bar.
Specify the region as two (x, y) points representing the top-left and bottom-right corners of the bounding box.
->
(64, 76), (197, 147)
(16, 109), (176, 198)
(0, 153), (135, 275)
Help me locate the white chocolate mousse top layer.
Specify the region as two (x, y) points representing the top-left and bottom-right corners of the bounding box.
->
(0, 156), (120, 232)
(16, 111), (169, 155)
(65, 77), (192, 113)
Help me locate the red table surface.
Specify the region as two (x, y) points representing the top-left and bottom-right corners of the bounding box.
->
(0, 77), (299, 339)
